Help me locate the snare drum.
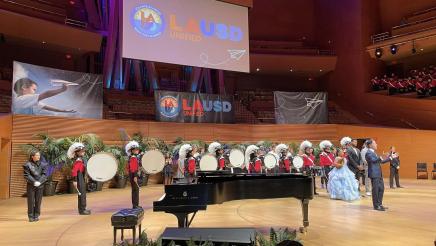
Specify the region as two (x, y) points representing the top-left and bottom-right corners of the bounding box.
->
(199, 154), (218, 171)
(87, 152), (118, 182)
(141, 150), (165, 174)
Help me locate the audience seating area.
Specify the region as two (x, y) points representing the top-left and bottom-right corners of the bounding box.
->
(371, 64), (436, 98)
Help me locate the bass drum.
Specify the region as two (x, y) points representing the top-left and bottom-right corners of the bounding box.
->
(199, 154), (218, 171)
(228, 149), (245, 168)
(87, 152), (118, 182)
(293, 156), (304, 169)
(264, 153), (278, 170)
(141, 150), (165, 174)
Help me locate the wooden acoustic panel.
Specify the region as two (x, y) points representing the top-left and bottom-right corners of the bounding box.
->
(0, 115), (12, 199)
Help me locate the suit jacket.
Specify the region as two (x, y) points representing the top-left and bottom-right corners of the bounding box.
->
(389, 152), (400, 168)
(346, 147), (362, 174)
(23, 161), (48, 185)
(365, 149), (391, 178)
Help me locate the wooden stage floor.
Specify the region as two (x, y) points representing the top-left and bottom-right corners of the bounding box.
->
(0, 179), (435, 246)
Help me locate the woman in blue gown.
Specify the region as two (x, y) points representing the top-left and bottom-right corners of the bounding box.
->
(327, 150), (360, 201)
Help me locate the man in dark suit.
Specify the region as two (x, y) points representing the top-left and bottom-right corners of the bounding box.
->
(365, 139), (396, 211)
(388, 146), (403, 189)
(345, 138), (364, 181)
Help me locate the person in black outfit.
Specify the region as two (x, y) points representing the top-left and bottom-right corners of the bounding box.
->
(365, 139), (396, 211)
(23, 150), (47, 222)
(388, 146), (403, 189)
(343, 137), (364, 191)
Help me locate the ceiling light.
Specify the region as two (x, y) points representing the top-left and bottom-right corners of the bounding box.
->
(256, 68), (260, 72)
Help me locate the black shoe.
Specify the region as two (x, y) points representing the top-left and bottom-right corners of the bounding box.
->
(133, 205), (142, 209)
(397, 186), (404, 188)
(79, 209), (91, 215)
(380, 205), (389, 210)
(34, 217), (39, 222)
(374, 206), (385, 211)
(28, 217), (35, 222)
(314, 192), (319, 195)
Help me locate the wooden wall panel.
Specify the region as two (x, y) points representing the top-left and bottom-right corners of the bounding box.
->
(337, 125), (436, 179)
(0, 115), (12, 199)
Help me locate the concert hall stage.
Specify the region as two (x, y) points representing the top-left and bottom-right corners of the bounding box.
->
(0, 179), (434, 246)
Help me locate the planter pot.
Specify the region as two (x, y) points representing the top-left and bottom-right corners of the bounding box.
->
(96, 181), (104, 191)
(43, 181), (58, 196)
(139, 173), (149, 187)
(113, 175), (128, 188)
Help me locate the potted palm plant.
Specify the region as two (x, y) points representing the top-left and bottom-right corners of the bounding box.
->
(105, 145), (128, 188)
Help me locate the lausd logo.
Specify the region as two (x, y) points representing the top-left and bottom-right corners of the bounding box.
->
(182, 99), (232, 117)
(131, 4), (165, 38)
(159, 96), (180, 118)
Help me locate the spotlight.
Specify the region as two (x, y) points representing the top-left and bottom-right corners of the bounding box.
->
(256, 68), (260, 72)
(390, 44), (398, 55)
(375, 48), (383, 58)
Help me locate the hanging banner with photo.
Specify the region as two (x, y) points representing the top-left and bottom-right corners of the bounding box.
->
(274, 91), (328, 124)
(12, 61), (103, 119)
(155, 90), (234, 123)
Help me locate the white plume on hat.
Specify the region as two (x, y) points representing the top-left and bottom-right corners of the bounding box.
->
(67, 142), (85, 159)
(275, 144), (288, 155)
(125, 141), (140, 156)
(245, 145), (259, 165)
(286, 152), (293, 158)
(340, 137), (352, 147)
(299, 140), (312, 150)
(208, 142), (222, 154)
(179, 144), (193, 159)
(319, 140), (333, 149)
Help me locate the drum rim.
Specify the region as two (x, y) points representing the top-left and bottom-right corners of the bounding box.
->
(229, 149), (245, 167)
(264, 153), (278, 169)
(199, 154), (218, 171)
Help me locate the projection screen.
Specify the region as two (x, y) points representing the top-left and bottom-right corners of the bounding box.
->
(122, 0), (250, 73)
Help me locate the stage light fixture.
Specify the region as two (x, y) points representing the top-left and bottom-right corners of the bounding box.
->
(390, 44), (398, 55)
(412, 48), (417, 54)
(375, 48), (383, 58)
(256, 68), (260, 72)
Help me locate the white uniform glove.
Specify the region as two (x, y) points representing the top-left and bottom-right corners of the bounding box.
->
(34, 181), (41, 187)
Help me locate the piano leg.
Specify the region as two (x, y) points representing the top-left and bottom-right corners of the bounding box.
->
(174, 213), (189, 228)
(300, 199), (310, 232)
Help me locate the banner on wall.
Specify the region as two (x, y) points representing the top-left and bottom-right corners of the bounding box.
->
(122, 0), (250, 72)
(155, 90), (234, 123)
(12, 61), (103, 119)
(274, 91), (328, 124)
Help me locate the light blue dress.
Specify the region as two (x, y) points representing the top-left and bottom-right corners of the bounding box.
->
(327, 159), (360, 201)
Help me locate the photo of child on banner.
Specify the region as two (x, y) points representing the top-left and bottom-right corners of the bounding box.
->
(12, 62), (103, 119)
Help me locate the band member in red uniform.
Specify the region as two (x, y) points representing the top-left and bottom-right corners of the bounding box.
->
(245, 145), (261, 174)
(275, 144), (290, 173)
(300, 140), (318, 195)
(319, 140), (335, 189)
(179, 144), (196, 183)
(125, 141), (142, 209)
(208, 142), (225, 170)
(68, 142), (91, 215)
(23, 149), (47, 222)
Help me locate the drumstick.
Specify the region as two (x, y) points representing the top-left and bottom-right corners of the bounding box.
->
(75, 186), (81, 196)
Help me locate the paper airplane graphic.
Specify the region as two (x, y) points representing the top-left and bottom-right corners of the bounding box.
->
(305, 98), (324, 109)
(228, 49), (246, 60)
(50, 79), (79, 86)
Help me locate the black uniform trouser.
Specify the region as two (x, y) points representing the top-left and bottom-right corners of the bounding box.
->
(27, 183), (43, 218)
(371, 177), (384, 208)
(321, 166), (332, 187)
(130, 173), (139, 207)
(77, 172), (87, 212)
(389, 166), (400, 188)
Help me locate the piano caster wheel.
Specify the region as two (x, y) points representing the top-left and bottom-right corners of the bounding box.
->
(299, 227), (307, 234)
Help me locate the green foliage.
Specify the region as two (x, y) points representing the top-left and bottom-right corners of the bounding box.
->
(288, 142), (300, 155)
(104, 145), (128, 176)
(116, 228), (299, 246)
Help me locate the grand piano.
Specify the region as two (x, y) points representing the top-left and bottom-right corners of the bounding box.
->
(153, 172), (314, 230)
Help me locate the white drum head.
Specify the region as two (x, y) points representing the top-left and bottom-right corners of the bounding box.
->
(229, 149), (244, 168)
(141, 150), (165, 174)
(293, 156), (304, 169)
(200, 154), (218, 171)
(264, 153), (278, 169)
(87, 152), (118, 182)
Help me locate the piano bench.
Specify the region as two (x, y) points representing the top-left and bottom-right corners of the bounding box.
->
(111, 208), (144, 245)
